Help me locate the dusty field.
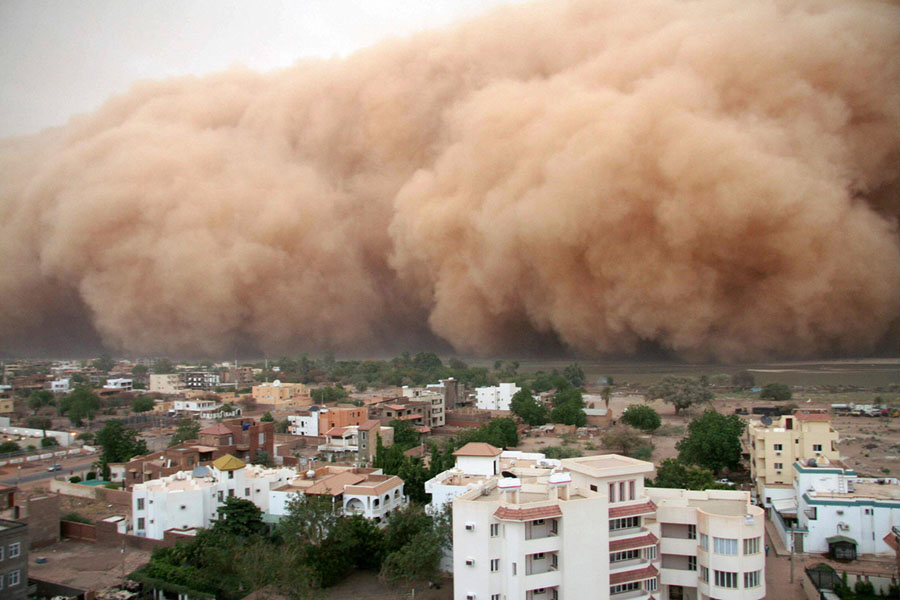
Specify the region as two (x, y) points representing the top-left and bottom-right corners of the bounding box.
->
(29, 538), (152, 591)
(323, 571), (452, 600)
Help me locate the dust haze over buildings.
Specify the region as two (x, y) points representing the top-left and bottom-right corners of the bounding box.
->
(1, 0), (899, 362)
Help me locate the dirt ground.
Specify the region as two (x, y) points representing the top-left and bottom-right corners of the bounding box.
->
(29, 538), (153, 591)
(323, 571), (452, 600)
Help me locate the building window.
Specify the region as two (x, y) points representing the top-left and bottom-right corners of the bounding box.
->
(228, 489), (235, 497)
(647, 578), (658, 592)
(0, 545), (4, 560)
(8, 542), (20, 558)
(590, 484), (598, 492)
(534, 519), (545, 525)
(218, 491), (224, 502)
(700, 534), (708, 550)
(490, 523), (500, 537)
(137, 517), (145, 530)
(619, 481), (626, 502)
(744, 570), (761, 588)
(610, 582), (640, 595)
(245, 488), (251, 497)
(813, 444), (822, 452)
(180, 505), (186, 510)
(713, 537), (737, 555)
(700, 566), (709, 583)
(228, 471), (235, 479)
(629, 480), (636, 500)
(774, 462), (783, 470)
(8, 570), (20, 587)
(137, 498), (145, 510)
(533, 552), (545, 560)
(864, 508), (873, 515)
(774, 444), (783, 451)
(259, 432), (265, 444)
(611, 549), (640, 562)
(714, 570), (738, 588)
(688, 556), (697, 571)
(609, 517), (640, 531)
(645, 546), (657, 560)
(688, 524), (697, 539)
(609, 482), (616, 503)
(492, 595), (500, 600)
(744, 537), (761, 554)
(490, 558), (500, 572)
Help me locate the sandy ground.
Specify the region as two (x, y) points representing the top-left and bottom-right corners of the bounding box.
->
(29, 539), (153, 591)
(323, 572), (452, 600)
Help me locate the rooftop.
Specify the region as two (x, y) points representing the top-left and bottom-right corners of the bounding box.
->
(562, 454), (654, 478)
(212, 454), (246, 471)
(453, 442), (502, 457)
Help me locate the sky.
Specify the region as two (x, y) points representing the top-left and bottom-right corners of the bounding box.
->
(0, 0), (528, 138)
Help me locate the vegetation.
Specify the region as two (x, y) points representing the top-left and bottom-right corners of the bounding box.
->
(760, 382), (793, 401)
(510, 387), (549, 426)
(0, 441), (20, 454)
(28, 390), (55, 413)
(649, 458), (731, 490)
(550, 387), (587, 427)
(26, 416), (52, 430)
(648, 376), (714, 415)
(310, 385), (349, 404)
(92, 352), (116, 373)
(389, 419), (421, 449)
(676, 410), (746, 473)
(132, 396), (155, 413)
(62, 511), (91, 524)
(621, 404), (661, 432)
(601, 426), (653, 459)
(40, 436), (59, 448)
(542, 445), (583, 459)
(562, 363), (586, 388)
(274, 419), (290, 434)
(731, 370), (756, 389)
(260, 411), (274, 422)
(58, 385), (102, 426)
(95, 419), (149, 479)
(169, 420), (201, 447)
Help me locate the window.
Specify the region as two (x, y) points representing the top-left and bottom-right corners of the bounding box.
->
(744, 570), (761, 588)
(137, 517), (145, 530)
(864, 508), (873, 515)
(0, 545), (4, 560)
(610, 582), (640, 595)
(700, 566), (709, 582)
(744, 537), (761, 555)
(629, 480), (636, 500)
(245, 488), (250, 497)
(813, 444), (822, 452)
(645, 546), (657, 560)
(259, 432), (265, 444)
(609, 517), (640, 531)
(647, 578), (658, 592)
(228, 471), (234, 480)
(492, 595), (500, 600)
(533, 552), (545, 560)
(700, 534), (708, 550)
(714, 571), (737, 588)
(180, 505), (186, 510)
(688, 524), (697, 539)
(137, 498), (145, 510)
(590, 484), (598, 492)
(490, 523), (500, 537)
(774, 444), (783, 451)
(218, 491), (224, 502)
(619, 481), (626, 502)
(611, 549), (640, 563)
(490, 558), (500, 572)
(228, 488), (235, 497)
(550, 519), (558, 534)
(609, 482), (616, 503)
(8, 570), (20, 587)
(534, 519), (545, 525)
(688, 556), (697, 571)
(774, 462), (783, 470)
(0, 573), (3, 589)
(512, 562), (516, 575)
(8, 542), (20, 558)
(713, 537), (737, 555)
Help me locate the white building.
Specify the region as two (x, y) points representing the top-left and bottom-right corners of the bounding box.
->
(475, 383), (521, 411)
(184, 371), (221, 390)
(49, 379), (70, 394)
(443, 446), (766, 600)
(173, 398), (221, 415)
(287, 410), (321, 437)
(131, 454), (295, 540)
(150, 373), (186, 395)
(789, 457), (900, 557)
(103, 378), (133, 392)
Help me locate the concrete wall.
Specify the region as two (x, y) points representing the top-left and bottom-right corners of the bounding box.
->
(26, 494), (60, 548)
(49, 479), (97, 499)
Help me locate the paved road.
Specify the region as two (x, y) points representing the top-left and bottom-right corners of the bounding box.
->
(0, 458), (96, 486)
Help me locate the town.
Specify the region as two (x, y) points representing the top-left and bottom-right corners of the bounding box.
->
(0, 355), (897, 600)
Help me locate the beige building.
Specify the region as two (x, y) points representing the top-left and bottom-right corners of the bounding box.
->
(149, 373), (186, 395)
(747, 409), (839, 508)
(252, 380), (310, 408)
(446, 448), (765, 600)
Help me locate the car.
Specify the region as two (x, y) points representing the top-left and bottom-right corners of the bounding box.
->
(716, 478), (735, 486)
(47, 464), (62, 472)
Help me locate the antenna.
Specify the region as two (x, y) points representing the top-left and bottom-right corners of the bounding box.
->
(761, 415), (773, 426)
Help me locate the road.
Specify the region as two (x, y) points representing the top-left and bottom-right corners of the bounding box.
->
(0, 457), (97, 486)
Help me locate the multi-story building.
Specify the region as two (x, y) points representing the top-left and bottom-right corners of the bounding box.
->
(475, 382), (521, 411)
(219, 366), (255, 386)
(149, 373), (186, 394)
(357, 419), (393, 464)
(173, 398), (221, 415)
(184, 371), (220, 390)
(287, 409), (321, 437)
(252, 380), (311, 409)
(132, 454), (296, 539)
(445, 446), (766, 600)
(427, 377), (462, 411)
(748, 409), (840, 507)
(103, 377), (133, 392)
(402, 387), (446, 428)
(49, 378), (71, 394)
(0, 518), (29, 600)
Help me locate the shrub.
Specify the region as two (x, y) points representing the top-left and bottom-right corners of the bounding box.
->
(543, 445), (583, 459)
(62, 511), (91, 524)
(69, 476), (82, 483)
(103, 482), (121, 490)
(86, 471), (97, 480)
(621, 405), (662, 432)
(760, 383), (792, 401)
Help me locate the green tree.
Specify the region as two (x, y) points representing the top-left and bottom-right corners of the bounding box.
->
(131, 363), (149, 376)
(551, 401), (587, 427)
(152, 358), (174, 374)
(390, 419), (421, 450)
(542, 445), (583, 459)
(277, 494), (341, 547)
(92, 352), (116, 372)
(260, 411), (274, 422)
(510, 388), (549, 426)
(601, 427), (644, 456)
(676, 410), (746, 473)
(95, 420), (149, 478)
(274, 419), (289, 434)
(600, 386), (612, 409)
(760, 382), (792, 401)
(563, 363), (586, 388)
(310, 385), (348, 404)
(169, 420), (201, 447)
(0, 441), (20, 453)
(41, 436), (59, 448)
(649, 458), (731, 490)
(60, 386), (101, 425)
(621, 404), (661, 432)
(648, 376), (714, 415)
(214, 497), (266, 537)
(412, 352), (443, 372)
(26, 416), (52, 430)
(254, 450), (273, 467)
(132, 396), (155, 413)
(28, 390), (55, 414)
(730, 370), (755, 389)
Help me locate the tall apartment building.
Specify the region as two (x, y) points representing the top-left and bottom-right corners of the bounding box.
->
(149, 373), (186, 394)
(748, 409), (839, 507)
(475, 383), (521, 411)
(446, 446), (765, 600)
(252, 380), (310, 408)
(402, 386), (446, 428)
(0, 519), (29, 600)
(184, 371), (220, 390)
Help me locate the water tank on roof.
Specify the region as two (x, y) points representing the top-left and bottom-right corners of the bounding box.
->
(807, 458), (817, 467)
(310, 405), (321, 412)
(273, 379), (282, 386)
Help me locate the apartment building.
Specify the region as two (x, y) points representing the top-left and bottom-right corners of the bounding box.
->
(475, 383), (521, 411)
(445, 447), (765, 600)
(150, 373), (186, 394)
(132, 454), (296, 539)
(252, 380), (311, 408)
(184, 371), (220, 390)
(103, 377), (133, 392)
(402, 386), (446, 428)
(428, 378), (462, 411)
(49, 378), (71, 394)
(748, 409), (839, 507)
(0, 519), (28, 600)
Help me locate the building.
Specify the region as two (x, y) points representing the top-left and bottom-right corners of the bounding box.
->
(475, 382), (521, 411)
(748, 409), (840, 507)
(198, 417), (275, 463)
(402, 387), (446, 428)
(0, 518), (29, 599)
(184, 371), (220, 390)
(787, 456), (900, 557)
(252, 380), (311, 408)
(427, 377), (462, 411)
(103, 378), (133, 392)
(49, 378), (71, 394)
(132, 455), (296, 539)
(220, 366), (255, 386)
(150, 373), (186, 394)
(358, 419), (393, 464)
(173, 398), (221, 415)
(0, 395), (13, 415)
(287, 409), (321, 437)
(443, 446), (766, 600)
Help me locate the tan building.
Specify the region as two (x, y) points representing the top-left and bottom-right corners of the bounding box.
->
(252, 380), (310, 408)
(748, 409), (839, 508)
(149, 373), (186, 394)
(0, 395), (14, 414)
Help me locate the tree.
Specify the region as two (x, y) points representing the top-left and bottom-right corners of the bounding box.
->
(390, 419), (421, 450)
(92, 352), (116, 372)
(601, 386), (612, 409)
(41, 436), (59, 448)
(563, 363), (585, 388)
(550, 387), (586, 426)
(510, 388), (548, 426)
(621, 405), (661, 432)
(132, 396), (155, 413)
(214, 497), (266, 537)
(26, 416), (52, 430)
(760, 382), (792, 401)
(95, 420), (148, 478)
(260, 411), (274, 422)
(169, 419), (201, 447)
(412, 352), (442, 372)
(0, 441), (20, 454)
(277, 494), (341, 547)
(310, 385), (348, 404)
(542, 445), (583, 459)
(601, 427), (644, 456)
(60, 386), (101, 425)
(131, 363), (149, 376)
(254, 450), (273, 467)
(676, 410), (746, 473)
(28, 390), (54, 414)
(152, 358), (174, 374)
(275, 419), (289, 434)
(650, 458), (730, 490)
(731, 370), (755, 389)
(648, 376), (714, 415)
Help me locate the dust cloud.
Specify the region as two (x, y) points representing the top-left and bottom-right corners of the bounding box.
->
(2, 0), (899, 360)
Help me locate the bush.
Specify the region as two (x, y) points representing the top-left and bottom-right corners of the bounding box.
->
(40, 436), (59, 448)
(62, 511), (91, 524)
(621, 405), (662, 432)
(69, 476), (82, 483)
(543, 445), (583, 459)
(760, 383), (792, 401)
(86, 471), (97, 480)
(103, 482), (121, 490)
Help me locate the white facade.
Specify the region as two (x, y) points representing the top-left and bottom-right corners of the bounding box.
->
(103, 378), (133, 391)
(132, 461), (296, 539)
(287, 412), (319, 437)
(173, 398), (221, 414)
(150, 373), (186, 394)
(50, 379), (71, 394)
(475, 382), (521, 411)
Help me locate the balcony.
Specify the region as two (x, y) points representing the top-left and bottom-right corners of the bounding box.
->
(525, 552), (558, 576)
(523, 570), (561, 591)
(609, 590), (652, 600)
(525, 519), (558, 540)
(660, 566), (699, 587)
(610, 558), (651, 576)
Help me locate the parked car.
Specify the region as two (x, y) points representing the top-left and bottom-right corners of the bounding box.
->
(47, 464), (62, 472)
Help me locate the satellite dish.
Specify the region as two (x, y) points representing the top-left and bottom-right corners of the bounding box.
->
(807, 458), (817, 467)
(761, 415), (774, 426)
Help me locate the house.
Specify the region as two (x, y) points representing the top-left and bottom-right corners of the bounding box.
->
(0, 518), (29, 599)
(149, 373), (186, 395)
(401, 386), (445, 428)
(475, 382), (520, 411)
(184, 371), (220, 390)
(103, 378), (133, 392)
(252, 380), (311, 409)
(748, 409), (840, 508)
(49, 378), (71, 394)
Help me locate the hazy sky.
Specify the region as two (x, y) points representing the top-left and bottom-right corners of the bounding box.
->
(0, 0), (528, 138)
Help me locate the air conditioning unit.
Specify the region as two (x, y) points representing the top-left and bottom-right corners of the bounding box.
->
(465, 522), (476, 531)
(838, 523), (849, 531)
(837, 510), (844, 515)
(467, 594), (476, 600)
(466, 558), (475, 566)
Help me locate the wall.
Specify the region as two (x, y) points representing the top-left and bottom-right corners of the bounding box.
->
(97, 487), (132, 511)
(61, 520), (96, 542)
(26, 494), (60, 548)
(49, 479), (98, 499)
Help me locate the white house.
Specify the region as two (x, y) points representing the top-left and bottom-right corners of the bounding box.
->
(475, 383), (521, 411)
(287, 410), (320, 437)
(103, 378), (133, 392)
(49, 379), (70, 394)
(131, 454), (295, 539)
(173, 398), (221, 415)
